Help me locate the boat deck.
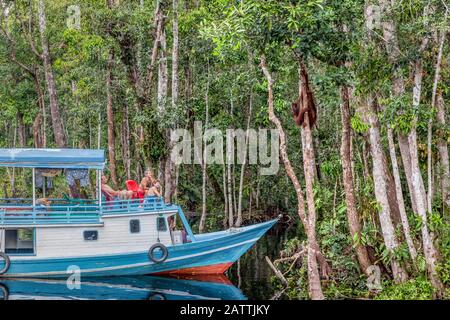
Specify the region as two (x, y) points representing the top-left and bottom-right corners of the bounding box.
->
(0, 198), (180, 226)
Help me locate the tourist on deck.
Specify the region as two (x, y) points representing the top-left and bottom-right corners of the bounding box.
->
(36, 198), (52, 211)
(101, 175), (133, 200)
(139, 169), (156, 194)
(145, 179), (162, 198)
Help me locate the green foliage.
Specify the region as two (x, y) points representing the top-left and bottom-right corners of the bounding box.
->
(350, 114), (369, 134)
(375, 277), (434, 300)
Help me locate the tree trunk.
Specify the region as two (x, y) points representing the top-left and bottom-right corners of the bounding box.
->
(340, 85), (371, 276)
(34, 71), (46, 148)
(37, 0), (66, 148)
(106, 50), (118, 186)
(409, 58), (443, 295)
(16, 112), (26, 147)
(122, 103), (131, 180)
(362, 96), (408, 283)
(33, 111), (43, 148)
(436, 93), (449, 207)
(199, 60), (210, 233)
(236, 86), (253, 227)
(387, 127), (418, 261)
(171, 0), (179, 110)
(164, 0), (180, 203)
(379, 0), (418, 215)
(145, 2), (164, 104)
(378, 0), (443, 290)
(157, 31), (168, 115)
(260, 56), (324, 300)
(227, 162), (234, 228)
(223, 164), (229, 228)
(431, 17), (449, 207)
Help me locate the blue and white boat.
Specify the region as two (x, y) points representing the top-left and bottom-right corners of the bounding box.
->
(0, 148), (276, 278)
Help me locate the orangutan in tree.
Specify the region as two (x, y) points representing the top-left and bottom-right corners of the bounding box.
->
(291, 62), (317, 128)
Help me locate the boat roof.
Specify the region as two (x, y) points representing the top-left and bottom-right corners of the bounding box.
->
(0, 148), (105, 169)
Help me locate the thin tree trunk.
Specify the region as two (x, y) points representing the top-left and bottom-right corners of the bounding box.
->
(378, 2), (442, 289)
(223, 164), (229, 228)
(199, 60), (210, 233)
(157, 26), (169, 201)
(236, 86), (253, 227)
(227, 162), (234, 228)
(106, 51), (118, 187)
(256, 169), (260, 210)
(164, 0), (180, 203)
(260, 56), (324, 300)
(37, 0), (66, 148)
(379, 0), (418, 215)
(16, 112), (25, 147)
(387, 127), (418, 261)
(157, 28), (168, 115)
(362, 96), (408, 283)
(436, 93), (449, 207)
(34, 70), (46, 148)
(409, 58), (443, 295)
(431, 12), (449, 207)
(97, 110), (101, 149)
(340, 85), (371, 276)
(145, 2), (164, 104)
(171, 0), (179, 109)
(122, 103), (131, 180)
(33, 111), (42, 148)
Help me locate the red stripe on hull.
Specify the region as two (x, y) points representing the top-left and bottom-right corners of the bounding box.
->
(163, 274), (233, 285)
(154, 262), (233, 276)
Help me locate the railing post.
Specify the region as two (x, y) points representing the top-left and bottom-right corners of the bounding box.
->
(177, 206), (196, 242)
(32, 168), (36, 210)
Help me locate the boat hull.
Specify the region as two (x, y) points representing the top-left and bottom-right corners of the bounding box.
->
(0, 219), (276, 278)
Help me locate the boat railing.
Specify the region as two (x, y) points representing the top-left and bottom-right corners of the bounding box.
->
(0, 204), (101, 225)
(0, 197), (179, 226)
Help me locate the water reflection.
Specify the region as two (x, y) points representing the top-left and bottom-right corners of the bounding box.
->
(227, 221), (292, 300)
(0, 275), (246, 300)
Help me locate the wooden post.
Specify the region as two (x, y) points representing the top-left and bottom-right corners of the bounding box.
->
(43, 176), (46, 198)
(98, 169), (102, 209)
(0, 228), (4, 252)
(32, 168), (36, 209)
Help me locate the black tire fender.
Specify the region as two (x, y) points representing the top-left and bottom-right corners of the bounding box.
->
(0, 283), (8, 300)
(0, 253), (10, 275)
(148, 243), (168, 263)
(147, 293), (166, 300)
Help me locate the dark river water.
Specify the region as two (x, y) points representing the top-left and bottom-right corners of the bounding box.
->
(0, 224), (288, 300)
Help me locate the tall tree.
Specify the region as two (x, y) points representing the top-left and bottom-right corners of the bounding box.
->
(106, 0), (117, 186)
(340, 84), (371, 275)
(260, 56), (324, 300)
(37, 0), (66, 147)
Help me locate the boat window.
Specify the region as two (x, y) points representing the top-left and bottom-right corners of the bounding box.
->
(83, 230), (98, 241)
(5, 228), (35, 255)
(157, 217), (167, 232)
(130, 219), (140, 233)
